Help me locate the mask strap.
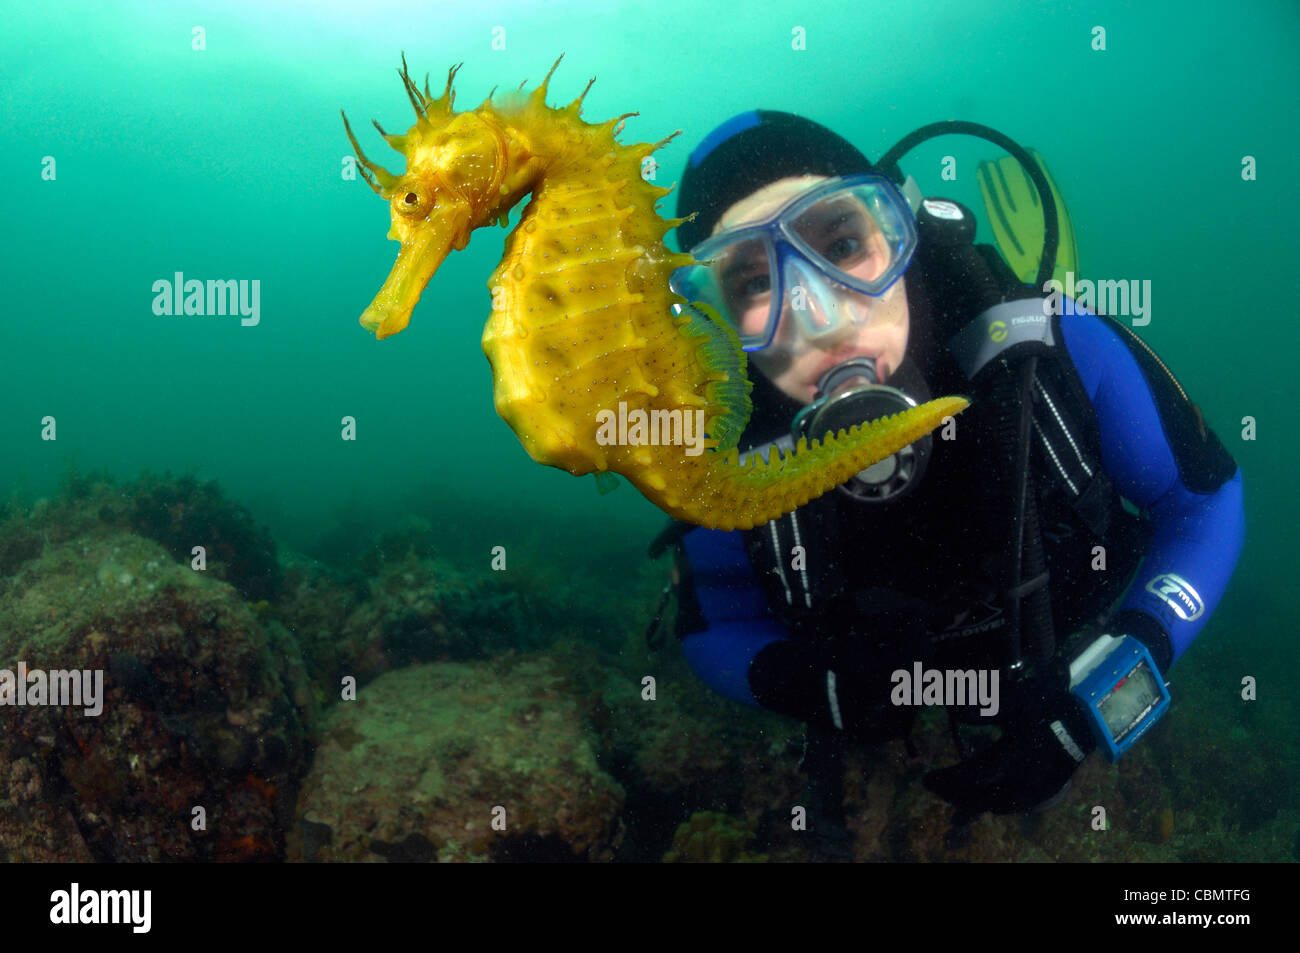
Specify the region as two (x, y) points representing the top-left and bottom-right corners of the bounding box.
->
(900, 175), (923, 215)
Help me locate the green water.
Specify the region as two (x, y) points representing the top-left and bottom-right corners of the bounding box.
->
(3, 0), (1296, 549)
(2, 0), (1298, 861)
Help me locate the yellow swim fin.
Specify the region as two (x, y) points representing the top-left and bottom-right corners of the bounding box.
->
(976, 149), (1079, 287)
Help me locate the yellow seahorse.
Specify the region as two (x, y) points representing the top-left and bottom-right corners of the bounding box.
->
(344, 55), (968, 532)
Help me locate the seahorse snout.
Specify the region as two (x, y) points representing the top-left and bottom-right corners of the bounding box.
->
(360, 226), (459, 339)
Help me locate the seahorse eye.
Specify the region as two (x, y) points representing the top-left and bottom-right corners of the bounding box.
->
(394, 186), (434, 218)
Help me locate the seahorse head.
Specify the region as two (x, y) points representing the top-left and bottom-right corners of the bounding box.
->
(343, 56), (548, 339)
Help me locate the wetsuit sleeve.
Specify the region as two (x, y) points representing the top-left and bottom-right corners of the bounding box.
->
(1058, 309), (1244, 666)
(676, 526), (791, 707)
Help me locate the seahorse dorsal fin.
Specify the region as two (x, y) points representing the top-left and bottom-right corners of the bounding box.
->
(674, 301), (753, 453)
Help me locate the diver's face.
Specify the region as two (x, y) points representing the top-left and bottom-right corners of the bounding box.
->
(713, 175), (910, 405)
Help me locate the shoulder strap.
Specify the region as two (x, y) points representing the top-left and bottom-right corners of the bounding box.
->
(947, 298), (1057, 380)
(944, 298), (1071, 671)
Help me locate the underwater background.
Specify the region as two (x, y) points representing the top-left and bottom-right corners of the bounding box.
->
(1, 0), (1296, 862)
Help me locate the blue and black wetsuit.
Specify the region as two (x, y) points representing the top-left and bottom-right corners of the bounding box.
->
(673, 304), (1244, 726)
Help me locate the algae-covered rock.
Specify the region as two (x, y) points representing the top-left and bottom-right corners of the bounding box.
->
(663, 811), (768, 862)
(0, 471), (280, 602)
(129, 474), (281, 601)
(0, 532), (312, 861)
(834, 707), (1169, 863)
(289, 655), (625, 862)
(333, 553), (476, 682)
(281, 548), (573, 693)
(529, 638), (807, 860)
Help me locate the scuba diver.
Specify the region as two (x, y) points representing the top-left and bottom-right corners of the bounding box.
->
(652, 110), (1245, 856)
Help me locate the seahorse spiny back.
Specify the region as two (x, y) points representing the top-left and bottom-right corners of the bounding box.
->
(482, 106), (741, 477)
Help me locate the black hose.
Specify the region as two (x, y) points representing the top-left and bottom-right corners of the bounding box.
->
(879, 120), (1060, 292)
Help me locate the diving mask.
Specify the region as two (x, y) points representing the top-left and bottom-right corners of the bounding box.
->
(670, 174), (919, 351)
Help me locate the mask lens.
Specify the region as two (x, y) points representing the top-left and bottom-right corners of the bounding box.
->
(713, 237), (774, 341)
(671, 235), (779, 349)
(791, 193), (884, 280)
(788, 182), (914, 292)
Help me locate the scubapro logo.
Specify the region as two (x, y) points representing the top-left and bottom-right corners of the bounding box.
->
(1144, 573), (1204, 621)
(988, 320), (1007, 342)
